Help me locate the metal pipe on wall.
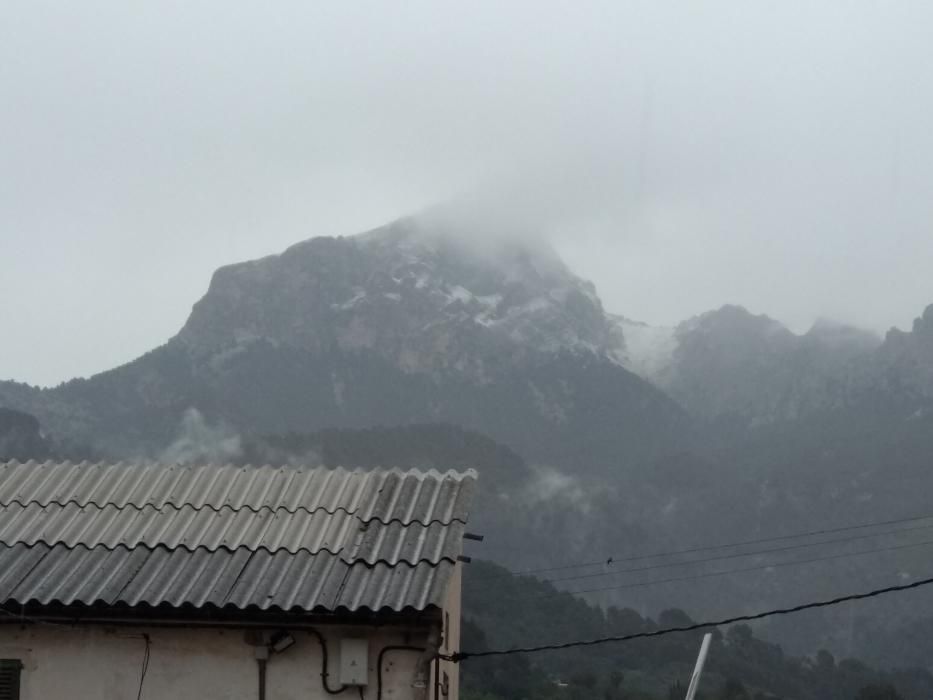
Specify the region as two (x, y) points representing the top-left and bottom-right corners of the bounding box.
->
(257, 657), (267, 700)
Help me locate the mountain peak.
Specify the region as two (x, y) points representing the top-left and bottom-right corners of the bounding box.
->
(681, 305), (793, 340)
(1, 215), (690, 467)
(628, 305), (887, 422)
(875, 303), (933, 398)
(914, 303), (933, 335)
(178, 217), (621, 376)
(883, 303), (933, 346)
(805, 318), (881, 351)
(354, 215), (572, 287)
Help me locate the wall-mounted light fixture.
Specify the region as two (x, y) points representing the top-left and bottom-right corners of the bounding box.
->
(269, 631), (296, 655)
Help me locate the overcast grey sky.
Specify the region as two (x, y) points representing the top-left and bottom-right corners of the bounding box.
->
(3, 2), (933, 386)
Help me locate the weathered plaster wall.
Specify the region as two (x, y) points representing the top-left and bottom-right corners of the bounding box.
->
(438, 564), (462, 700)
(0, 623), (433, 700)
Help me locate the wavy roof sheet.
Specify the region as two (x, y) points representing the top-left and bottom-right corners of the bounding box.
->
(0, 461), (474, 522)
(0, 543), (455, 612)
(0, 502), (465, 564)
(0, 461), (475, 614)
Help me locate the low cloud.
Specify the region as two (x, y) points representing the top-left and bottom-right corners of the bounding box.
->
(159, 408), (242, 465)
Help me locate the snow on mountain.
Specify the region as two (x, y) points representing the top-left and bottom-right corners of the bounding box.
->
(599, 305), (897, 425)
(0, 215), (693, 461)
(610, 316), (676, 380)
(178, 216), (629, 377)
(4, 210), (923, 453)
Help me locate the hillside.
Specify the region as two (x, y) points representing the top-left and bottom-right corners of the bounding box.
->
(619, 306), (881, 425)
(5, 219), (933, 666)
(0, 407), (52, 461)
(460, 560), (933, 700)
(0, 218), (690, 471)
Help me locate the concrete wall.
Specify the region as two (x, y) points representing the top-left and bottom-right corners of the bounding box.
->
(0, 622), (436, 700)
(437, 564), (462, 700)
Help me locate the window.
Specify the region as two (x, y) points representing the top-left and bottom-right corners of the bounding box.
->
(0, 659), (22, 700)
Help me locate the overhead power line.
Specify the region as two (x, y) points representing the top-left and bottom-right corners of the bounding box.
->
(464, 537), (933, 607)
(537, 522), (933, 586)
(471, 511), (933, 583)
(553, 537), (933, 598)
(446, 571), (933, 662)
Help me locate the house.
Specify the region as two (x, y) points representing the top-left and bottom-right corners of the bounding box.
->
(0, 460), (476, 700)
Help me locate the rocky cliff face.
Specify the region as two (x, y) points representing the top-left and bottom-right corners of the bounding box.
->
(6, 219), (933, 647)
(0, 218), (688, 467)
(611, 305), (884, 424)
(177, 218), (626, 379)
(877, 304), (933, 398)
(4, 212), (933, 475)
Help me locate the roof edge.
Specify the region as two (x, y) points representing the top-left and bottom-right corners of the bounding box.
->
(0, 601), (443, 627)
(0, 459), (479, 481)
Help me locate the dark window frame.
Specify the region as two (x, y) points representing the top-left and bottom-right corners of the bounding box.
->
(0, 658), (23, 700)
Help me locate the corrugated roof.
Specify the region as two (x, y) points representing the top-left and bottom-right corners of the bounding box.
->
(0, 502), (465, 564)
(0, 461), (475, 614)
(0, 461), (474, 523)
(0, 543), (455, 612)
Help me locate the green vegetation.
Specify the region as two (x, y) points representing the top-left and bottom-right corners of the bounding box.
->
(461, 560), (933, 700)
(8, 416), (933, 700)
(0, 407), (51, 461)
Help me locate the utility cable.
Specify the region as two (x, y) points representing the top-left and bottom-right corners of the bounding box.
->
(135, 633), (151, 700)
(534, 522), (933, 586)
(0, 607), (75, 629)
(447, 571), (933, 662)
(307, 628), (348, 695)
(377, 646), (423, 700)
(554, 537), (933, 598)
(470, 511), (933, 582)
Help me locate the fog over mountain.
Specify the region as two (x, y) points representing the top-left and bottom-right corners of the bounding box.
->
(3, 2), (933, 385)
(4, 218), (933, 624)
(6, 5), (933, 698)
(6, 208), (933, 699)
(0, 218), (690, 465)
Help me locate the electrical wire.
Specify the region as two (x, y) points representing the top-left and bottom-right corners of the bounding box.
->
(446, 571), (933, 662)
(0, 607), (74, 628)
(536, 522), (933, 586)
(376, 646), (424, 700)
(307, 628), (349, 695)
(135, 633), (151, 700)
(470, 511), (933, 582)
(555, 537), (933, 597)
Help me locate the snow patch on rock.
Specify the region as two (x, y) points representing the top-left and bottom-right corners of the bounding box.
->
(611, 316), (677, 381)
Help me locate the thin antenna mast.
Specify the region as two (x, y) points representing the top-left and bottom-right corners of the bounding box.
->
(684, 633), (712, 700)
